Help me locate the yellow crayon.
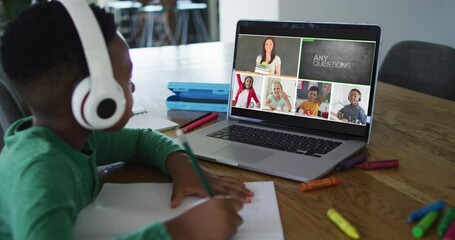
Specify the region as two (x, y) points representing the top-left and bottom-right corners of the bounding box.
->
(327, 208), (360, 239)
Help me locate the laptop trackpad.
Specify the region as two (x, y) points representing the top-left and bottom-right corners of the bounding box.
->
(211, 145), (270, 163)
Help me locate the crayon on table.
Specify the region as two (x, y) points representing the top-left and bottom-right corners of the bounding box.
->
(412, 210), (439, 238)
(356, 159), (399, 170)
(443, 221), (455, 240)
(327, 208), (360, 239)
(439, 208), (455, 236)
(178, 112), (213, 129)
(336, 155), (367, 170)
(408, 200), (445, 222)
(299, 177), (342, 192)
(182, 112), (218, 133)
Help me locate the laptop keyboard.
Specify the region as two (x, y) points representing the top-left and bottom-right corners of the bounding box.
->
(207, 124), (342, 157)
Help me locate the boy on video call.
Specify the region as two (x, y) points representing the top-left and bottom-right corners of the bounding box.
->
(337, 88), (367, 124)
(299, 83), (332, 116)
(0, 2), (253, 240)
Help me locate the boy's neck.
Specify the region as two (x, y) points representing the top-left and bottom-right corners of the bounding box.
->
(33, 116), (91, 151)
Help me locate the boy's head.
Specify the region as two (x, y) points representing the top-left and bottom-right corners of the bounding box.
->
(307, 86), (319, 101)
(348, 89), (362, 105)
(1, 2), (134, 130)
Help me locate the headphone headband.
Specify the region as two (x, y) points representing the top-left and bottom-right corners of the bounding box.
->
(59, 0), (126, 129)
(58, 0), (114, 86)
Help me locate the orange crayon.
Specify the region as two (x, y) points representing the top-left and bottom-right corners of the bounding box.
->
(299, 177), (342, 192)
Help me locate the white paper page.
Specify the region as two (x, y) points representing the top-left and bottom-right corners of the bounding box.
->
(125, 108), (179, 131)
(73, 182), (283, 240)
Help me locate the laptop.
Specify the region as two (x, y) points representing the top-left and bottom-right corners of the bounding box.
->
(184, 20), (382, 182)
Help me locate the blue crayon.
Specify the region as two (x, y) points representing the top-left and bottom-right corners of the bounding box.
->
(408, 200), (445, 222)
(336, 155), (367, 170)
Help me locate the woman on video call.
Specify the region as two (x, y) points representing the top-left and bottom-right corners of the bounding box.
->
(255, 37), (281, 75)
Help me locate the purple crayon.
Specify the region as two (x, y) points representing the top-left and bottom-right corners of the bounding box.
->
(336, 155), (367, 170)
(357, 159), (399, 170)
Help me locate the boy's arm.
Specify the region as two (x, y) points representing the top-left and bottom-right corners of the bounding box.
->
(319, 84), (332, 103)
(116, 222), (171, 240)
(10, 159), (82, 240)
(337, 106), (346, 119)
(359, 108), (367, 124)
(93, 128), (183, 174)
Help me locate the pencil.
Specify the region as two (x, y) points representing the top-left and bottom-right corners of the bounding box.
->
(176, 129), (214, 198)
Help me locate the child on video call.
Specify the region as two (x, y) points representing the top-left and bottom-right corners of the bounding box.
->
(337, 88), (367, 124)
(299, 83), (332, 116)
(233, 74), (261, 109)
(265, 81), (291, 112)
(0, 2), (253, 240)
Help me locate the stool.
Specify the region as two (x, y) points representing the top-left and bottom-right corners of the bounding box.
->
(106, 1), (142, 47)
(175, 1), (210, 44)
(138, 5), (176, 47)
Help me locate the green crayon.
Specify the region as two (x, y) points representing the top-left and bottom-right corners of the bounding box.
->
(412, 211), (439, 238)
(438, 208), (455, 236)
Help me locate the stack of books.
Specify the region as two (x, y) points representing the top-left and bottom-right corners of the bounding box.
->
(254, 65), (271, 75)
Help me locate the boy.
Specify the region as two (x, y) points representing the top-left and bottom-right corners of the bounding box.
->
(0, 2), (252, 240)
(337, 88), (367, 124)
(299, 83), (332, 116)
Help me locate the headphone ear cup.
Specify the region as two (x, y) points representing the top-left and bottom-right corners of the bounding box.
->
(71, 77), (92, 129)
(72, 77), (126, 130)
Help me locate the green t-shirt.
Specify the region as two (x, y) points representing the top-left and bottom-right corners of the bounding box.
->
(0, 117), (183, 240)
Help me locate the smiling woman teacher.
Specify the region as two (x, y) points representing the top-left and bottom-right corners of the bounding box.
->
(255, 36), (281, 75)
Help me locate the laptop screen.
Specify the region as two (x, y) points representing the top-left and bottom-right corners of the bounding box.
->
(230, 20), (382, 139)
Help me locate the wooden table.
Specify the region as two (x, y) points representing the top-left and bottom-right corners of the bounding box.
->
(103, 42), (455, 240)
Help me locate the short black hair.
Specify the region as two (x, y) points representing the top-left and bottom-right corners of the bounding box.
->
(349, 88), (362, 96)
(309, 86), (319, 95)
(1, 1), (117, 84)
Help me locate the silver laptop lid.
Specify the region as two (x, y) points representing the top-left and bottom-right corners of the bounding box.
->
(228, 20), (382, 142)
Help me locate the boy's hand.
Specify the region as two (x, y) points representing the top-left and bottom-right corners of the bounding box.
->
(166, 152), (254, 208)
(165, 198), (244, 240)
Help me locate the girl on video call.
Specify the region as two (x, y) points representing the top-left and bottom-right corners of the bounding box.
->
(265, 81), (291, 112)
(233, 74), (261, 109)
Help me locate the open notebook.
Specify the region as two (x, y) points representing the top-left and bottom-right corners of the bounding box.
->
(73, 182), (283, 240)
(125, 108), (178, 131)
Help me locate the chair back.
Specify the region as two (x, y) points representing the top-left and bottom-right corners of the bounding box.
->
(378, 41), (455, 101)
(0, 79), (31, 150)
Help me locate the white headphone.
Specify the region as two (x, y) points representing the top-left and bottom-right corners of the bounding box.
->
(58, 0), (126, 130)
